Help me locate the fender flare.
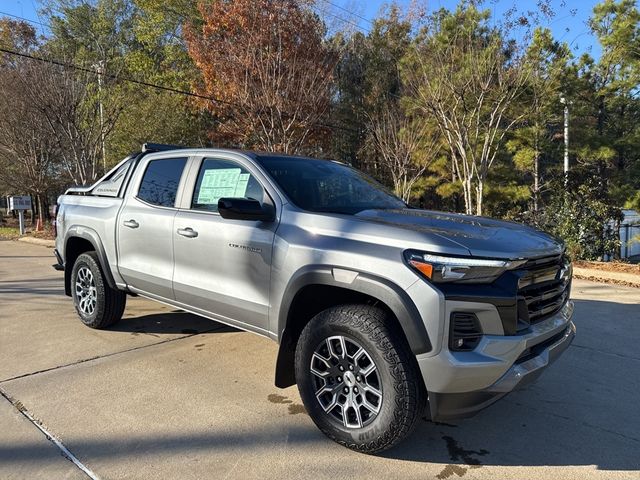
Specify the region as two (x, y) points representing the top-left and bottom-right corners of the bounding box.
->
(274, 266), (432, 388)
(63, 226), (117, 296)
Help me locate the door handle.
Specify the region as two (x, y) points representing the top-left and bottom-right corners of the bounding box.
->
(177, 227), (198, 238)
(123, 219), (139, 229)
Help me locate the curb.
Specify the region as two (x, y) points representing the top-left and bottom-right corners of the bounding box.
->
(16, 236), (55, 248)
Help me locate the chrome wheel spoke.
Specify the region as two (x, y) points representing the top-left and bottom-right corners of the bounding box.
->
(361, 383), (381, 399)
(343, 396), (363, 429)
(322, 395), (339, 413)
(326, 338), (341, 360)
(338, 336), (347, 359)
(352, 347), (365, 362)
(315, 384), (340, 412)
(359, 362), (376, 377)
(360, 391), (382, 414)
(310, 353), (331, 378)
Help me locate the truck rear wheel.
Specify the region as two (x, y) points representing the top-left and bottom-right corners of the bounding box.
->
(71, 252), (126, 329)
(294, 304), (426, 454)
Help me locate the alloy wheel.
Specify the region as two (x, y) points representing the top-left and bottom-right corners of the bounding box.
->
(75, 266), (97, 315)
(310, 335), (383, 429)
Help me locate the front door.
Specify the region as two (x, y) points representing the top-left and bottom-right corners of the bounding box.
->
(172, 156), (278, 332)
(117, 156), (189, 299)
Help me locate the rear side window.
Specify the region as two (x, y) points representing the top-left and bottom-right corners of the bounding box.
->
(137, 158), (187, 207)
(92, 158), (133, 197)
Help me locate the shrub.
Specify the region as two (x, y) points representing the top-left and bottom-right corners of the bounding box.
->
(538, 175), (623, 260)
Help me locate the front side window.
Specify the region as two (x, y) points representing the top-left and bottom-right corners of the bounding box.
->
(137, 158), (187, 207)
(191, 158), (265, 213)
(257, 155), (406, 215)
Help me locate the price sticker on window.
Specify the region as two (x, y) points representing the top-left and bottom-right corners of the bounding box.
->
(197, 168), (250, 205)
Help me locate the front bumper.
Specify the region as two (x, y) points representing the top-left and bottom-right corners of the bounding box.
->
(418, 300), (575, 421)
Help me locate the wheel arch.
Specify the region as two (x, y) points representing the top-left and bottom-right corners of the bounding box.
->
(64, 226), (117, 296)
(274, 267), (431, 388)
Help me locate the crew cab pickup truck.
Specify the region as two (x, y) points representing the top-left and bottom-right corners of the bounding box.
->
(55, 143), (575, 453)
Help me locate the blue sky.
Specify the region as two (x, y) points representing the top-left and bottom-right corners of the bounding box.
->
(2, 0), (605, 59)
(346, 0), (604, 59)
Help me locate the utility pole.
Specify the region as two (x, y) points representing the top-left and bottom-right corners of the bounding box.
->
(560, 96), (570, 184)
(93, 60), (106, 172)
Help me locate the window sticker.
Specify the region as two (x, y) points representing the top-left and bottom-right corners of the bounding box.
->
(196, 168), (251, 205)
(234, 173), (250, 196)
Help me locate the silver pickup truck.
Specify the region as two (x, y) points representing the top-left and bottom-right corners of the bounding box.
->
(54, 144), (575, 453)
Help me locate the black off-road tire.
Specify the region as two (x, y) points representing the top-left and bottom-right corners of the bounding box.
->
(71, 252), (126, 329)
(295, 304), (426, 454)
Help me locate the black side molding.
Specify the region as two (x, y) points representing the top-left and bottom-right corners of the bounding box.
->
(142, 143), (184, 153)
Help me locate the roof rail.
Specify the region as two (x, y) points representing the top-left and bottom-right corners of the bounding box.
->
(142, 143), (185, 153)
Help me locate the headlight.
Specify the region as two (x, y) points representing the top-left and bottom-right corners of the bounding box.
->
(404, 250), (526, 284)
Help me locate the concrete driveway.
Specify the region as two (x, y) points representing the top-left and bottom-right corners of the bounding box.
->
(0, 239), (638, 479)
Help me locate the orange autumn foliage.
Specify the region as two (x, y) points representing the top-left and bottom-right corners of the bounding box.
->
(185, 0), (337, 154)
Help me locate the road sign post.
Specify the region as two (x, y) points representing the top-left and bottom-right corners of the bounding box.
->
(8, 196), (32, 235)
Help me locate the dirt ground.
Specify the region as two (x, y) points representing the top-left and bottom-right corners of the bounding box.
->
(574, 260), (640, 274)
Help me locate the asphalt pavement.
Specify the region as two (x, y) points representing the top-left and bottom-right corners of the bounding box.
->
(0, 239), (638, 479)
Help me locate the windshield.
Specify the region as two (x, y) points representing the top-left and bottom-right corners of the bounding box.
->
(257, 155), (407, 215)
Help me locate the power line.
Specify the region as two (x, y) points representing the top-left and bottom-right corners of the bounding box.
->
(318, 0), (375, 26)
(0, 46), (232, 104)
(0, 10), (49, 29)
(0, 46), (360, 134)
(312, 4), (369, 33)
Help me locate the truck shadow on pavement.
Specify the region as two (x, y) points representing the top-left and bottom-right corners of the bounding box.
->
(108, 310), (239, 336)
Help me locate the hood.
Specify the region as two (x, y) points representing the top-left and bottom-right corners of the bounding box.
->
(355, 209), (564, 259)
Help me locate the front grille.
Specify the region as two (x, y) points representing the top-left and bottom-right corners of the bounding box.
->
(516, 255), (571, 331)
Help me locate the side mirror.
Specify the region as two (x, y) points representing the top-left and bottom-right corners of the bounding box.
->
(218, 198), (275, 222)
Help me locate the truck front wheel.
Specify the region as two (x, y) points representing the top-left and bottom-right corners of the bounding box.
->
(294, 304), (426, 453)
(71, 252), (126, 329)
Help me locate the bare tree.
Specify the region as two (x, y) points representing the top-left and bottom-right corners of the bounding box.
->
(403, 10), (529, 215)
(0, 66), (60, 224)
(20, 60), (122, 186)
(366, 105), (438, 202)
(0, 22), (60, 224)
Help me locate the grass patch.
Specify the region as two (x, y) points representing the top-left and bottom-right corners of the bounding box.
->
(0, 226), (20, 239)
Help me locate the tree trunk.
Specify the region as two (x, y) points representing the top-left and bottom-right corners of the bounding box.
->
(36, 194), (45, 228)
(476, 181), (483, 217)
(462, 178), (474, 215)
(533, 151), (540, 214)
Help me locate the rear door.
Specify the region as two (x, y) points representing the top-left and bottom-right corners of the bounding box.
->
(117, 155), (189, 299)
(172, 154), (279, 333)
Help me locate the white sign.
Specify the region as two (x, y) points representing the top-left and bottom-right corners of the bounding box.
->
(196, 168), (250, 205)
(9, 195), (32, 211)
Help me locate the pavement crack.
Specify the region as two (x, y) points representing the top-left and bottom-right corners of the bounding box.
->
(0, 387), (99, 479)
(0, 326), (224, 384)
